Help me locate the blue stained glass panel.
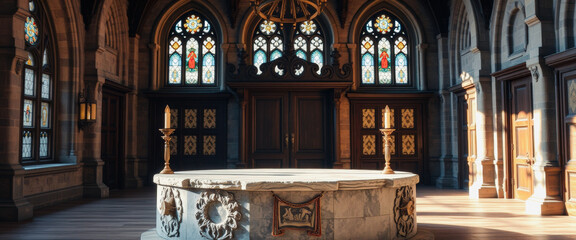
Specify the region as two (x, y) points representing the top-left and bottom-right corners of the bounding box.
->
(254, 50), (266, 75)
(311, 50), (323, 74)
(395, 53), (408, 84)
(362, 53), (375, 84)
(270, 50), (282, 61)
(168, 53), (181, 84)
(296, 50), (306, 60)
(202, 53), (215, 84)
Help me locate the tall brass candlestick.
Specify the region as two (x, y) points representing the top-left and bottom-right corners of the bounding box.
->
(380, 128), (395, 174)
(159, 128), (175, 174)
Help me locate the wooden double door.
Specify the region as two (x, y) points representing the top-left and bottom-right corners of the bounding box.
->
(248, 91), (331, 168)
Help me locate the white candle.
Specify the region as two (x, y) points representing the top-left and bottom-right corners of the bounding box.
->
(384, 105), (390, 129)
(164, 105), (171, 129)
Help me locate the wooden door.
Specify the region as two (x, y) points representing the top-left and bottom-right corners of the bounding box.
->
(510, 77), (534, 200)
(466, 92), (477, 188)
(351, 102), (425, 177)
(101, 89), (124, 189)
(457, 92), (471, 189)
(249, 91), (329, 168)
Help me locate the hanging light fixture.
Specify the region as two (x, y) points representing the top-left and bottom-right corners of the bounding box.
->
(250, 0), (327, 24)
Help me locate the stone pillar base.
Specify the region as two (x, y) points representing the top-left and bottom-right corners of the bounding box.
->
(0, 199), (33, 221)
(469, 185), (497, 198)
(435, 177), (458, 189)
(566, 200), (576, 216)
(83, 184), (109, 198)
(526, 197), (565, 215)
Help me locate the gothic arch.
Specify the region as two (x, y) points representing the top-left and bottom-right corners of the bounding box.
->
(148, 1), (228, 90)
(491, 0), (529, 70)
(42, 0), (84, 162)
(448, 0), (491, 86)
(348, 1), (434, 90)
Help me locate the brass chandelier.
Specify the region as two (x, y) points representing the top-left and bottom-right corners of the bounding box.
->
(250, 0), (328, 24)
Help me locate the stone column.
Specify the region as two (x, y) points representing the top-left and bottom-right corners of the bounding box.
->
(80, 79), (109, 198)
(435, 34), (459, 188)
(524, 60), (563, 215)
(0, 1), (33, 221)
(469, 78), (497, 198)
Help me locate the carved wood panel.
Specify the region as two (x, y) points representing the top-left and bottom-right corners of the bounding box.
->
(510, 77), (534, 200)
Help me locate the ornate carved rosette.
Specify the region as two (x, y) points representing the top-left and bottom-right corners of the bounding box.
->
(158, 187), (183, 238)
(195, 190), (242, 240)
(394, 185), (415, 238)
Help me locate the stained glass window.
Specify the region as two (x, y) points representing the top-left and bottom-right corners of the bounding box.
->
(252, 19), (326, 75)
(21, 0), (54, 164)
(167, 11), (217, 86)
(253, 20), (283, 75)
(360, 11), (410, 86)
(293, 20), (325, 74)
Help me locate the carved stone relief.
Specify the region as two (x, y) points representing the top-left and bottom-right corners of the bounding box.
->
(394, 185), (415, 238)
(158, 187), (184, 238)
(195, 190), (242, 240)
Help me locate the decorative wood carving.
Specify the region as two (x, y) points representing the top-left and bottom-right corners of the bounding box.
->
(226, 50), (352, 82)
(394, 185), (415, 238)
(158, 187), (183, 238)
(195, 190), (241, 240)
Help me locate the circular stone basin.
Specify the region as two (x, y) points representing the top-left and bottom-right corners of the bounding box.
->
(146, 169), (420, 240)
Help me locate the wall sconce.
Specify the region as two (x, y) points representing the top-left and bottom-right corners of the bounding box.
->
(79, 90), (96, 128)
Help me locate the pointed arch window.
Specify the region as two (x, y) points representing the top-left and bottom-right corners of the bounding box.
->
(252, 19), (327, 75)
(360, 11), (410, 86)
(21, 0), (55, 164)
(167, 11), (217, 86)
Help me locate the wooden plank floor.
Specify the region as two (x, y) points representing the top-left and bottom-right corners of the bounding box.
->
(1, 186), (576, 239)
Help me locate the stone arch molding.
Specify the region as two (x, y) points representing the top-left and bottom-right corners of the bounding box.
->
(504, 1), (528, 58)
(557, 0), (576, 50)
(158, 187), (184, 238)
(195, 190), (242, 240)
